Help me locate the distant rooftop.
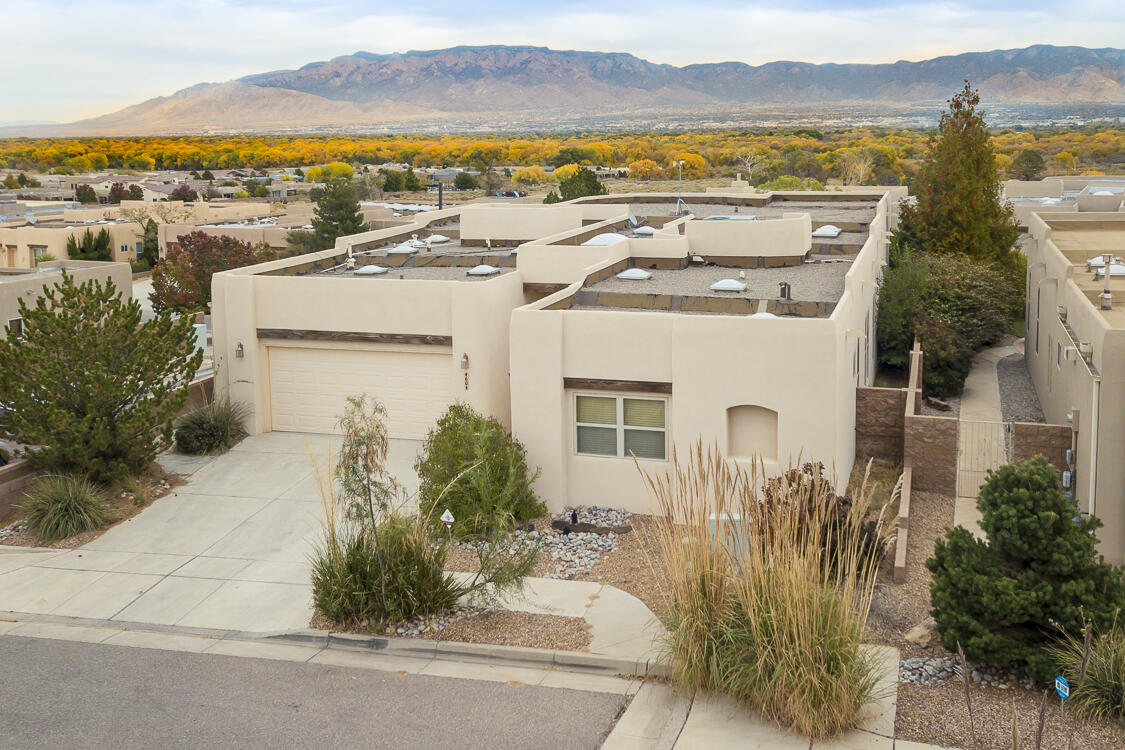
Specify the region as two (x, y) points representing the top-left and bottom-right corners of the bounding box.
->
(1047, 219), (1125, 328)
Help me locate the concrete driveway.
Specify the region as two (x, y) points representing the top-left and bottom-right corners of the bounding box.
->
(0, 433), (423, 633)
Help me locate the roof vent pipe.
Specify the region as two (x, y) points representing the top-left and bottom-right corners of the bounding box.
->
(1101, 253), (1113, 310)
(778, 281), (792, 301)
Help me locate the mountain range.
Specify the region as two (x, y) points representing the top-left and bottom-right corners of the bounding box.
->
(15, 44), (1125, 135)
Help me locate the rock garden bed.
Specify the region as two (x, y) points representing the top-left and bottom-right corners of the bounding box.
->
(998, 351), (1045, 423)
(0, 464), (180, 548)
(868, 489), (1125, 749)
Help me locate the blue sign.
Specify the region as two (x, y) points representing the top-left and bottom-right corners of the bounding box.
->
(1055, 675), (1070, 700)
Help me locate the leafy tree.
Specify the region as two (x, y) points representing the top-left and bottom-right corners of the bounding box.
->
(893, 81), (1019, 264)
(310, 178), (368, 250)
(141, 218), (160, 268)
(169, 184), (198, 202)
(550, 163), (582, 183)
(107, 182), (128, 204)
(126, 184), (144, 201)
(17, 173), (40, 187)
(74, 184), (97, 203)
(249, 182), (270, 198)
(294, 167), (304, 178)
(200, 169), (214, 181)
(556, 168), (607, 201)
(65, 228), (112, 261)
(2, 174), (18, 189)
(150, 231), (275, 313)
(549, 145), (599, 167)
(627, 159), (662, 180)
(927, 458), (1125, 681)
(0, 273), (203, 482)
(305, 162), (354, 183)
(403, 167), (424, 191)
(543, 190), (561, 204)
(1010, 149), (1046, 181)
(379, 168), (404, 192)
(453, 171), (478, 189)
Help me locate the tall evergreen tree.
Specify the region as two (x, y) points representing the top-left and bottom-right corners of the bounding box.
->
(65, 228), (112, 261)
(311, 178), (368, 250)
(894, 81), (1019, 264)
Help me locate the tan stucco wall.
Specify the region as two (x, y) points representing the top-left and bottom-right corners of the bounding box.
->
(1025, 212), (1125, 563)
(684, 213), (812, 258)
(0, 223), (141, 268)
(1, 260), (132, 327)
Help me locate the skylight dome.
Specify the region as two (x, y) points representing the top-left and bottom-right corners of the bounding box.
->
(812, 224), (842, 238)
(616, 268), (653, 280)
(388, 243), (416, 254)
(634, 226), (657, 236)
(353, 265), (388, 276)
(710, 278), (748, 292)
(580, 232), (628, 246)
(467, 264), (500, 276)
(1095, 264), (1125, 278)
(1087, 255), (1123, 267)
(427, 234), (451, 243)
(749, 311), (778, 318)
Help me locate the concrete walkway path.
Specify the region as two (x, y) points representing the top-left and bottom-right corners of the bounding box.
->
(953, 344), (1017, 539)
(0, 432), (662, 662)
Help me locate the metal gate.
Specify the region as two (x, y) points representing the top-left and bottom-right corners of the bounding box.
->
(956, 420), (1012, 497)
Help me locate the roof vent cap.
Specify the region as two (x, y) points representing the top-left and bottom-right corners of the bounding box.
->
(710, 278), (747, 292)
(616, 268), (653, 280)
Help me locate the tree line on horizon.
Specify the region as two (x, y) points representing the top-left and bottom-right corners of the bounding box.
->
(1, 125), (1123, 186)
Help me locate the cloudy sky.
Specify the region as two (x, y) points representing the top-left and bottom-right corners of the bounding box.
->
(4, 0), (1124, 123)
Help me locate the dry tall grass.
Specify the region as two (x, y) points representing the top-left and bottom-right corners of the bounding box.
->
(642, 442), (893, 738)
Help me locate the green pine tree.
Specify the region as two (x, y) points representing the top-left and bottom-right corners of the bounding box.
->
(558, 169), (607, 201)
(927, 457), (1125, 680)
(0, 273), (203, 482)
(311, 178), (368, 250)
(893, 81), (1019, 264)
(65, 228), (112, 262)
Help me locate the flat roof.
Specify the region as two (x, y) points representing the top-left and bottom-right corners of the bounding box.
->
(570, 257), (853, 317)
(626, 200), (879, 225)
(1047, 221), (1125, 328)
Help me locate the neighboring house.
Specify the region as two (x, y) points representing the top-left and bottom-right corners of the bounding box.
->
(1004, 176), (1125, 227)
(1025, 209), (1125, 564)
(212, 189), (902, 513)
(0, 220), (142, 268)
(1, 260), (133, 334)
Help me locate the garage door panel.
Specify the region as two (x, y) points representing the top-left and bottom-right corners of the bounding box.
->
(269, 347), (453, 438)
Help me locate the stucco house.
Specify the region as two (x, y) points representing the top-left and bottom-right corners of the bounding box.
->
(213, 189), (903, 513)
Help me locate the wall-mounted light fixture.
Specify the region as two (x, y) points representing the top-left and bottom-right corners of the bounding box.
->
(461, 353), (470, 370)
(235, 342), (245, 359)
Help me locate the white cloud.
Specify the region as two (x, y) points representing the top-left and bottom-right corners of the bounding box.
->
(2, 0), (1123, 121)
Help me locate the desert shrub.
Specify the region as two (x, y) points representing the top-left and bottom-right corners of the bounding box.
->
(174, 399), (249, 454)
(645, 443), (892, 738)
(1050, 626), (1125, 721)
(928, 458), (1125, 681)
(312, 512), (460, 626)
(311, 396), (537, 628)
(877, 251), (1021, 396)
(21, 474), (113, 542)
(415, 403), (543, 537)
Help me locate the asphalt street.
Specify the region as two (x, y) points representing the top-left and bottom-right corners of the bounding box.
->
(0, 636), (625, 749)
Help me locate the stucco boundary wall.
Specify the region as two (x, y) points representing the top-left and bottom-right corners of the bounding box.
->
(0, 459), (39, 523)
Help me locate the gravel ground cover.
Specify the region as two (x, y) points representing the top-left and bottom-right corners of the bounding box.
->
(998, 352), (1045, 423)
(0, 466), (179, 548)
(585, 261), (851, 302)
(919, 394), (960, 419)
(310, 609), (592, 652)
(868, 489), (1125, 748)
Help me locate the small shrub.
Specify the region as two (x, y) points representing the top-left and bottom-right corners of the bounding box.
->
(1051, 626), (1125, 722)
(645, 443), (892, 738)
(22, 474), (113, 542)
(928, 458), (1125, 681)
(415, 403), (543, 537)
(174, 400), (249, 454)
(914, 316), (973, 398)
(312, 513), (460, 626)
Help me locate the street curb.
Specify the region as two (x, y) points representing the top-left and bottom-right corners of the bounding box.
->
(0, 611), (669, 678)
(268, 629), (671, 678)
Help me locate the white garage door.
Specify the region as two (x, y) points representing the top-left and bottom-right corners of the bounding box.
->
(268, 347), (454, 438)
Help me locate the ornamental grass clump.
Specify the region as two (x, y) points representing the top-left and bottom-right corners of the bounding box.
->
(174, 399), (249, 454)
(1050, 625), (1125, 723)
(21, 474), (114, 542)
(643, 443), (892, 739)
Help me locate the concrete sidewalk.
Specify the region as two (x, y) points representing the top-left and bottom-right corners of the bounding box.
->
(0, 432), (662, 662)
(953, 344), (1017, 540)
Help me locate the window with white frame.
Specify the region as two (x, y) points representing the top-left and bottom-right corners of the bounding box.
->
(575, 394), (666, 460)
(6, 318), (22, 336)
